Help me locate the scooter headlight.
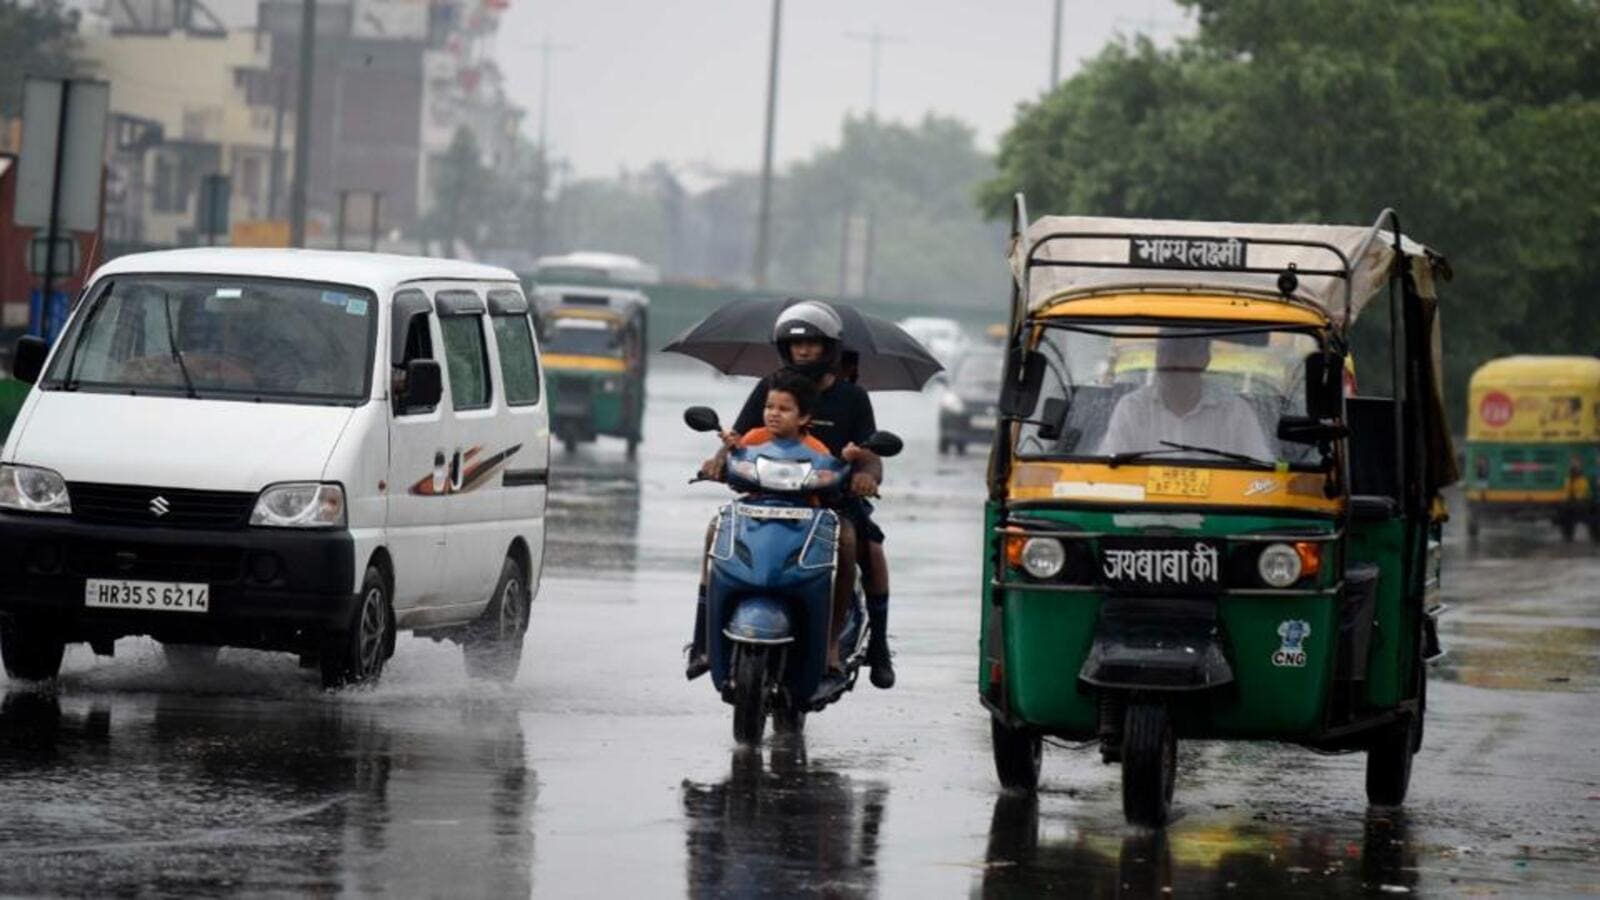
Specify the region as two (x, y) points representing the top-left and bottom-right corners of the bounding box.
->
(754, 457), (812, 492)
(728, 459), (759, 483)
(1020, 537), (1066, 579)
(0, 464), (71, 514)
(251, 482), (346, 528)
(1257, 543), (1303, 588)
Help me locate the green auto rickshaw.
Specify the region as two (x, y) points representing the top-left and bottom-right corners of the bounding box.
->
(536, 286), (649, 458)
(981, 199), (1455, 825)
(1464, 355), (1600, 542)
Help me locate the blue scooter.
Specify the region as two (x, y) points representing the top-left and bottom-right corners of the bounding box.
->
(684, 406), (902, 745)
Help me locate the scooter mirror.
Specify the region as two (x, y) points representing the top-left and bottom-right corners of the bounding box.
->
(684, 406), (722, 433)
(857, 431), (903, 458)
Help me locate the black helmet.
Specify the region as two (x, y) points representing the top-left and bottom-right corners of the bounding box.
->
(773, 300), (844, 377)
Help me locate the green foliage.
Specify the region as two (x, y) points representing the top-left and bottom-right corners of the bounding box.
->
(775, 114), (1004, 309)
(0, 0), (89, 118)
(982, 0), (1600, 421)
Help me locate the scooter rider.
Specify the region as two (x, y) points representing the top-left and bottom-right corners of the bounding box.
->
(687, 300), (897, 689)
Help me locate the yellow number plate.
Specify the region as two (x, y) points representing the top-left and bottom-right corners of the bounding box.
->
(1145, 467), (1211, 497)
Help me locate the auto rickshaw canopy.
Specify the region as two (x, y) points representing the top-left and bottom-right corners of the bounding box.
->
(1010, 215), (1445, 326)
(1467, 355), (1600, 442)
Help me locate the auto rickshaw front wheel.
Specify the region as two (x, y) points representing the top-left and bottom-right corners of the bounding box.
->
(991, 716), (1042, 792)
(1364, 715), (1418, 806)
(1121, 702), (1176, 827)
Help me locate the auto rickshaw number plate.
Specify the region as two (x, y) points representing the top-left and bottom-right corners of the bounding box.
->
(1145, 467), (1212, 498)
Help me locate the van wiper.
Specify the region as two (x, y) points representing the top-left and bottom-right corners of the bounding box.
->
(1157, 440), (1275, 468)
(161, 293), (200, 399)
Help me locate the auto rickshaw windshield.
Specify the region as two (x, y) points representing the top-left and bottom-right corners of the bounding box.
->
(544, 317), (621, 356)
(1015, 322), (1324, 468)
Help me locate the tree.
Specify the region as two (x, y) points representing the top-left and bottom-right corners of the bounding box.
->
(0, 0), (90, 118)
(421, 127), (489, 258)
(982, 0), (1600, 419)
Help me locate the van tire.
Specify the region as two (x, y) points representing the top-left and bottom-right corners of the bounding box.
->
(463, 556), (530, 682)
(0, 616), (66, 681)
(320, 566), (394, 689)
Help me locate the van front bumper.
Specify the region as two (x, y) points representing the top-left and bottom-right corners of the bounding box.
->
(0, 513), (359, 649)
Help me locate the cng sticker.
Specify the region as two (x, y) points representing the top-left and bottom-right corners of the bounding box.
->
(1272, 620), (1311, 668)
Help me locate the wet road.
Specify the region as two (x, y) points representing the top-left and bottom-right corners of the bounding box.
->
(2, 367), (1598, 897)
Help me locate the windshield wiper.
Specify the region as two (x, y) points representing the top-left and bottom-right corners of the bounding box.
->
(1105, 447), (1186, 468)
(161, 292), (200, 400)
(1156, 440), (1275, 468)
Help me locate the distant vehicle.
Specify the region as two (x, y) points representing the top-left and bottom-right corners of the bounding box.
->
(0, 249), (549, 688)
(533, 251), (660, 287)
(939, 346), (1004, 455)
(896, 316), (970, 368)
(1464, 355), (1600, 542)
(534, 285), (649, 458)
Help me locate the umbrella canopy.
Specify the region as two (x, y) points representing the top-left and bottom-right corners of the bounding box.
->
(662, 297), (944, 391)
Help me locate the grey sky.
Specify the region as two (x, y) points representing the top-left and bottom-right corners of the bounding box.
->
(495, 1), (1191, 179)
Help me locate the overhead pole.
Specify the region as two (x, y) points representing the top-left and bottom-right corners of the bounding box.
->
(531, 37), (573, 155)
(752, 0), (782, 290)
(288, 0), (316, 247)
(1050, 0), (1063, 88)
(843, 27), (906, 117)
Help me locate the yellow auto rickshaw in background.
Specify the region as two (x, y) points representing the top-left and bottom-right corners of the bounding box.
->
(1465, 355), (1600, 542)
(535, 286), (649, 458)
(982, 199), (1455, 825)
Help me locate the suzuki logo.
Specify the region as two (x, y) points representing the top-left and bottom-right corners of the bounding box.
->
(149, 496), (170, 517)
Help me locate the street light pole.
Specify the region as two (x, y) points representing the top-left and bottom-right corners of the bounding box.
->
(288, 0), (316, 247)
(844, 28), (905, 118)
(752, 0), (781, 290)
(1050, 0), (1063, 89)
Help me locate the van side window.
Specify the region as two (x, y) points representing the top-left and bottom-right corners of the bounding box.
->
(392, 289), (435, 415)
(492, 314), (541, 406)
(440, 313), (492, 410)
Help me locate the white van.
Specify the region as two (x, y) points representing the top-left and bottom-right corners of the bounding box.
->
(0, 249), (550, 687)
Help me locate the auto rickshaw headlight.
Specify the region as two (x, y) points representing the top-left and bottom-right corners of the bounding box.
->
(1020, 537), (1066, 579)
(1257, 543), (1303, 588)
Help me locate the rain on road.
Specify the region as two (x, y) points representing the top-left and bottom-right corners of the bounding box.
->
(1, 368), (1597, 897)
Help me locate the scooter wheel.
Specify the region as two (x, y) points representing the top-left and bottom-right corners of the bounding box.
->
(731, 646), (769, 746)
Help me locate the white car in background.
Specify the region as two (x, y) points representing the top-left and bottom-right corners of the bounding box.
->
(896, 316), (971, 371)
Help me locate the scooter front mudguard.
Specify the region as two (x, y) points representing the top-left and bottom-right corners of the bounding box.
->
(1078, 596), (1234, 692)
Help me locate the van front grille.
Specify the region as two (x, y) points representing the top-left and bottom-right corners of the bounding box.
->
(68, 482), (257, 530)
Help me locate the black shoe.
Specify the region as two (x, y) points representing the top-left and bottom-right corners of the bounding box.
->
(866, 597), (895, 689)
(869, 653), (896, 689)
(684, 647), (709, 681)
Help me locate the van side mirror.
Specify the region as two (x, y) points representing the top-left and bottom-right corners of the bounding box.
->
(1304, 351), (1344, 421)
(400, 359), (442, 412)
(858, 430), (903, 458)
(998, 350), (1045, 419)
(684, 406), (721, 433)
(13, 336), (47, 384)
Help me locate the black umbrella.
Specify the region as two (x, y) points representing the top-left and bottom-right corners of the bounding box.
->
(662, 297), (944, 391)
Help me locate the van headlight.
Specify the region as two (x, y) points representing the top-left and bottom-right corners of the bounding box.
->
(1257, 543), (1303, 587)
(940, 391), (965, 414)
(250, 482), (346, 528)
(0, 464), (71, 514)
(1020, 537), (1066, 579)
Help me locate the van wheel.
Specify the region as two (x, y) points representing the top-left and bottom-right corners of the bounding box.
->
(321, 566), (394, 689)
(0, 616), (66, 681)
(463, 557), (531, 682)
(991, 716), (1042, 792)
(161, 643), (220, 672)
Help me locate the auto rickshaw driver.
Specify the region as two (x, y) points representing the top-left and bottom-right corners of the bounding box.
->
(1098, 333), (1274, 461)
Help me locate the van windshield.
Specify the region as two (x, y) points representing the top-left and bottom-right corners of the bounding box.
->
(42, 276), (377, 405)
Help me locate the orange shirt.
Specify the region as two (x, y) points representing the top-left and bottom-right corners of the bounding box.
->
(739, 427), (831, 456)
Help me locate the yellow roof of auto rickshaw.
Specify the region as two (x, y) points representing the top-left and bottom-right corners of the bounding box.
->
(1035, 292), (1328, 327)
(1469, 355), (1600, 391)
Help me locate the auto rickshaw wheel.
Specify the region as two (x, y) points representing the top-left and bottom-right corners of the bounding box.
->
(1558, 510), (1578, 542)
(991, 716), (1042, 792)
(1121, 703), (1176, 827)
(561, 435), (578, 455)
(1365, 716), (1417, 806)
(1586, 512), (1600, 544)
